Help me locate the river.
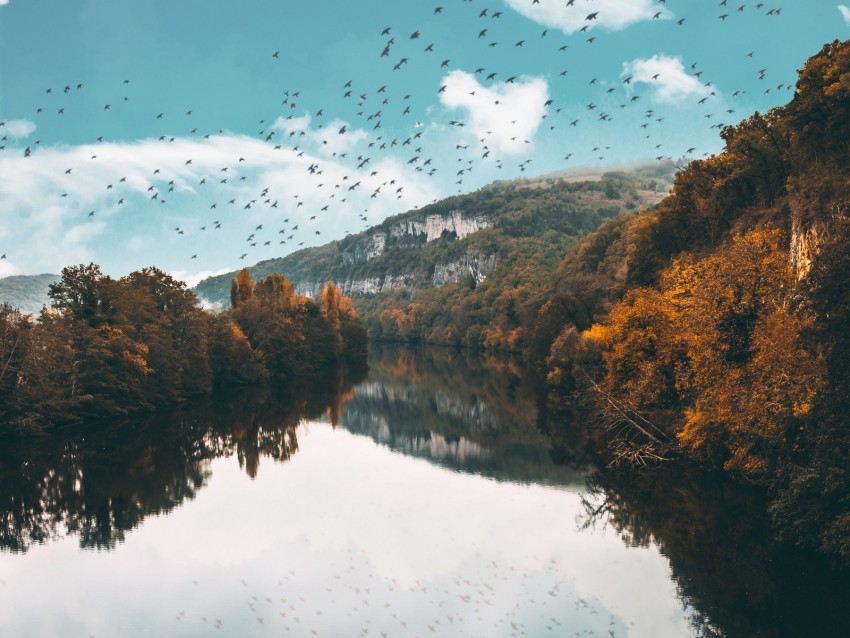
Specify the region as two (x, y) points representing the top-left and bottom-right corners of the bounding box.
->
(0, 346), (848, 637)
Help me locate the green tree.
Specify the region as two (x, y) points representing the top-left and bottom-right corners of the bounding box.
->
(48, 263), (109, 326)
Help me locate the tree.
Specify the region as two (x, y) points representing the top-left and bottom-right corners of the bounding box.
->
(208, 317), (268, 386)
(319, 281), (343, 332)
(48, 263), (108, 326)
(768, 217), (850, 566)
(255, 274), (295, 311)
(73, 324), (152, 416)
(232, 269), (254, 307)
(110, 267), (211, 402)
(1, 264), (367, 432)
(0, 304), (31, 418)
(590, 228), (823, 477)
(787, 39), (850, 167)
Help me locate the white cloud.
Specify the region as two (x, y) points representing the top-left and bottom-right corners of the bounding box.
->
(504, 0), (672, 35)
(0, 129), (439, 277)
(273, 114), (369, 159)
(439, 70), (549, 155)
(0, 1), (10, 6)
(840, 5), (850, 25)
(2, 119), (36, 138)
(272, 112), (312, 135)
(622, 55), (714, 104)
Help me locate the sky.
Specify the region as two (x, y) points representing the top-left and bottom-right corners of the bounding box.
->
(0, 0), (847, 285)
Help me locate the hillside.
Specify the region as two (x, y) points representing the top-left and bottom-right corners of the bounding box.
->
(0, 274), (58, 314)
(193, 164), (673, 312)
(532, 39), (850, 568)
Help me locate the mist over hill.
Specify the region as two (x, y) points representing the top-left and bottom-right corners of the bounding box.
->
(0, 274), (59, 314)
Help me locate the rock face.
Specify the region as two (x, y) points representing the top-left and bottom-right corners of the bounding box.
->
(341, 233), (387, 265)
(788, 196), (849, 278)
(294, 249), (498, 297)
(291, 211), (497, 297)
(393, 210), (491, 243)
(432, 250), (498, 286)
(295, 274), (415, 298)
(342, 210), (491, 265)
(790, 218), (822, 278)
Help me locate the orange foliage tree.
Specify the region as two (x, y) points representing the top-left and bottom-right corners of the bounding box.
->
(586, 228), (824, 477)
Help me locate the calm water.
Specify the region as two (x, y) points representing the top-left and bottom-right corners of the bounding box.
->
(1, 347), (848, 637)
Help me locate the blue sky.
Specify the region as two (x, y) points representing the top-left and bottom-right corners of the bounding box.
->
(0, 0), (846, 284)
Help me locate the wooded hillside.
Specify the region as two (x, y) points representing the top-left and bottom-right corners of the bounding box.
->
(535, 39), (850, 567)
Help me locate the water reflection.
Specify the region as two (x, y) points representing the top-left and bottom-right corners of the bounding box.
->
(337, 346), (587, 485)
(0, 347), (848, 638)
(577, 464), (850, 637)
(0, 366), (364, 552)
(0, 348), (583, 555)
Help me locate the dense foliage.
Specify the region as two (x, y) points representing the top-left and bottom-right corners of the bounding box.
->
(0, 265), (365, 434)
(354, 172), (670, 349)
(535, 40), (850, 567)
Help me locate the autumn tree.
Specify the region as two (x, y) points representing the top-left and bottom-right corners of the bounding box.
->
(73, 324), (152, 416)
(98, 267), (212, 403)
(230, 268), (254, 308)
(587, 228), (823, 477)
(319, 281), (343, 332)
(0, 304), (31, 420)
(318, 281), (366, 362)
(254, 274), (296, 312)
(1, 264), (367, 433)
(787, 39), (850, 168)
(769, 218), (850, 566)
(208, 317), (268, 386)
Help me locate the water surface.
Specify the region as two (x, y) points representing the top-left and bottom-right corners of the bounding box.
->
(0, 347), (848, 637)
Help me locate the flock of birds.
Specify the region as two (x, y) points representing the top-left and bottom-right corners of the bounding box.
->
(1, 0), (793, 270)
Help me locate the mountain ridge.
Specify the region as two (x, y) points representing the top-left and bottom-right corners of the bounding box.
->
(193, 163), (674, 308)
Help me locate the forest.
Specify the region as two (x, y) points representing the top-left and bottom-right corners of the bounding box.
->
(533, 39), (850, 568)
(0, 265), (366, 434)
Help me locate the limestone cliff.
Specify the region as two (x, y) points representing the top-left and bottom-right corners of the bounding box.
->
(341, 210), (491, 265)
(196, 207), (500, 305)
(432, 250), (498, 286)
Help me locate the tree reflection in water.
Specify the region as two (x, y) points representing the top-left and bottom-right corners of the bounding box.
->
(2, 346), (849, 638)
(577, 463), (850, 638)
(0, 363), (366, 553)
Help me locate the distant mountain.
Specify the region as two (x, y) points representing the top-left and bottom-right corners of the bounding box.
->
(0, 274), (58, 314)
(194, 163), (674, 310)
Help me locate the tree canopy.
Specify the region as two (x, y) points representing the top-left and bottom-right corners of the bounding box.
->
(1, 265), (365, 433)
